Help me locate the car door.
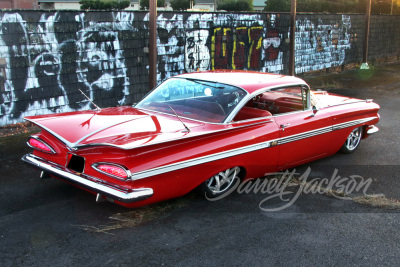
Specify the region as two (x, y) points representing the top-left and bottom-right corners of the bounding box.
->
(270, 86), (333, 169)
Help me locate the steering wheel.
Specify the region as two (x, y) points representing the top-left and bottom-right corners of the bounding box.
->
(227, 91), (240, 109)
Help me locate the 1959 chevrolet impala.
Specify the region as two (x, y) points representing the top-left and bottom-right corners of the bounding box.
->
(22, 71), (380, 207)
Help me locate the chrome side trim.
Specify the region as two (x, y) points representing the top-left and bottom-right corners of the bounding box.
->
(22, 154), (153, 203)
(279, 117), (377, 145)
(131, 139), (276, 180)
(278, 126), (332, 145)
(130, 116), (378, 180)
(332, 117), (376, 131)
(322, 99), (372, 108)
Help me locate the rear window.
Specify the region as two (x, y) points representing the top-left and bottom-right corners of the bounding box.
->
(136, 78), (247, 123)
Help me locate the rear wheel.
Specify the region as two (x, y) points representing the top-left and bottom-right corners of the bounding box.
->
(199, 166), (241, 198)
(340, 126), (362, 154)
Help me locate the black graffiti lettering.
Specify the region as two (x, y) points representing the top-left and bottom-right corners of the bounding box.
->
(188, 53), (195, 70)
(187, 37), (195, 49)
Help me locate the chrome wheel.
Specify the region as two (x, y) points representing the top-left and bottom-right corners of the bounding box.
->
(340, 127), (362, 153)
(200, 166), (241, 197)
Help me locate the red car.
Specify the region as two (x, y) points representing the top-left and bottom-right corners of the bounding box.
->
(22, 71), (380, 207)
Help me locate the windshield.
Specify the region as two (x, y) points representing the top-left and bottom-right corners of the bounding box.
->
(135, 78), (247, 123)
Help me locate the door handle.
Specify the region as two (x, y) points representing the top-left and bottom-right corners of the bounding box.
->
(280, 123), (290, 131)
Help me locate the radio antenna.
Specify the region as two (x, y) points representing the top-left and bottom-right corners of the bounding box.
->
(168, 106), (190, 133)
(78, 89), (101, 111)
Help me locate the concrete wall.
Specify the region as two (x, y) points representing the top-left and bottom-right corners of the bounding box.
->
(0, 0), (14, 9)
(54, 3), (81, 10)
(0, 0), (38, 9)
(0, 10), (400, 126)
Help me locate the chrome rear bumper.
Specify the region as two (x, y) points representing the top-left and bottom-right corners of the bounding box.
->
(22, 154), (153, 203)
(366, 125), (379, 135)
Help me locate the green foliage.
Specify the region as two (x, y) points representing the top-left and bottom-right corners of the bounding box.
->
(140, 0), (166, 10)
(263, 0), (290, 12)
(370, 0), (397, 14)
(218, 0), (253, 11)
(79, 0), (130, 10)
(298, 0), (360, 13)
(263, 0), (400, 14)
(393, 3), (400, 15)
(170, 0), (193, 11)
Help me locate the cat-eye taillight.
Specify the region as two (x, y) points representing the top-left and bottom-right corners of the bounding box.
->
(27, 137), (55, 154)
(92, 163), (131, 180)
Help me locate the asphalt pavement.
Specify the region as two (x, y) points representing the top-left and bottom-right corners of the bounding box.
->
(1, 63), (400, 266)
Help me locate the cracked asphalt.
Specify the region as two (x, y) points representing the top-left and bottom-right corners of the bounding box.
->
(1, 63), (400, 266)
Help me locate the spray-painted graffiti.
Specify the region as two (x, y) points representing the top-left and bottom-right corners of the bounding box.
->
(185, 30), (210, 72)
(0, 11), (362, 127)
(75, 13), (130, 107)
(152, 13), (186, 81)
(264, 28), (281, 61)
(295, 15), (352, 73)
(263, 14), (281, 62)
(0, 11), (143, 125)
(210, 26), (265, 70)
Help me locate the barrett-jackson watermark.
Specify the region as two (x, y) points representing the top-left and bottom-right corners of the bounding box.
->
(206, 167), (373, 212)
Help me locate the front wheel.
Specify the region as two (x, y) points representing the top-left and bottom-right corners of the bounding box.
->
(199, 166), (241, 198)
(340, 126), (362, 154)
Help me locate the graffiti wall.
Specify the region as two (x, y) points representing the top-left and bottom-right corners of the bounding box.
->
(0, 11), (149, 125)
(1, 11), (400, 126)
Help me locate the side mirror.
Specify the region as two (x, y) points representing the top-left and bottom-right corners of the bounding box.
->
(311, 105), (318, 117)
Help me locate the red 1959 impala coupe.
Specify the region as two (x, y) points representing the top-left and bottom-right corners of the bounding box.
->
(22, 71), (380, 208)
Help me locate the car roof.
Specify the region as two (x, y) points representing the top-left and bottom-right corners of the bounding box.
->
(175, 70), (308, 94)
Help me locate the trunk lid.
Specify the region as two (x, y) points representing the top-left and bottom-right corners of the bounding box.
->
(25, 107), (204, 149)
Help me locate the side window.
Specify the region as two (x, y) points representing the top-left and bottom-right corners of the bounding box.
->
(253, 86), (308, 115)
(233, 86), (309, 122)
